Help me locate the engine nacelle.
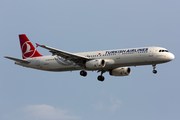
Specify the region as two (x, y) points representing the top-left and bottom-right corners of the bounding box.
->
(109, 67), (131, 76)
(85, 59), (106, 69)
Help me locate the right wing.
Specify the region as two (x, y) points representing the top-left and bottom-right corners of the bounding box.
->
(4, 56), (30, 64)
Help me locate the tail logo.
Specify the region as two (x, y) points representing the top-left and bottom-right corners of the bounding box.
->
(24, 42), (33, 54)
(22, 41), (36, 58)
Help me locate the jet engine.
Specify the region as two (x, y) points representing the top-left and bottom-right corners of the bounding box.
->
(109, 67), (131, 76)
(85, 59), (105, 69)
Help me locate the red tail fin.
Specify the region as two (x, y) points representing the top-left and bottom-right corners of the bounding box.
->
(19, 34), (43, 59)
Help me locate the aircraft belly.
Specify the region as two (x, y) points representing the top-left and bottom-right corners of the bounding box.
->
(47, 67), (80, 72)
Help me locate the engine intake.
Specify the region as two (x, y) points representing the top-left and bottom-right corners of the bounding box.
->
(85, 59), (105, 69)
(109, 67), (131, 76)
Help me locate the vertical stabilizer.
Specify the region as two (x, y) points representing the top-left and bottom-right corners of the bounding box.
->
(19, 34), (42, 59)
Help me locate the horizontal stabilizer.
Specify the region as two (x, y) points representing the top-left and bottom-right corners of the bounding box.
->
(4, 56), (30, 63)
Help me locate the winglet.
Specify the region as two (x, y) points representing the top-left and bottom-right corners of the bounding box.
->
(36, 43), (40, 48)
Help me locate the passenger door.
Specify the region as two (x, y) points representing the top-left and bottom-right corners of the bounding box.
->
(149, 47), (154, 57)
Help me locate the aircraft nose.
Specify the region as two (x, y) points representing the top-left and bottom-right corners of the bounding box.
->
(169, 53), (175, 60)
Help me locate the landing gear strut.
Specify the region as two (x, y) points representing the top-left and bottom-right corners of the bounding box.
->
(152, 64), (157, 74)
(80, 70), (87, 77)
(97, 71), (105, 82)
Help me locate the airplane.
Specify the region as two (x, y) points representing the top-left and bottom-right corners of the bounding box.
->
(5, 34), (175, 81)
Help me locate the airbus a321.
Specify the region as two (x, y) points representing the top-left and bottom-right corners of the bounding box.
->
(5, 34), (175, 81)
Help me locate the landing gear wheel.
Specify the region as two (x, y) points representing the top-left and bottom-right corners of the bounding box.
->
(80, 70), (87, 77)
(97, 75), (105, 82)
(153, 70), (157, 74)
(152, 64), (157, 74)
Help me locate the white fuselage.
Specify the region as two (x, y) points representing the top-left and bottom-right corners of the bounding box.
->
(16, 46), (174, 72)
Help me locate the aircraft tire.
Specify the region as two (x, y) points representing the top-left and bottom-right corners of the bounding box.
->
(153, 70), (157, 74)
(97, 75), (105, 81)
(80, 70), (87, 77)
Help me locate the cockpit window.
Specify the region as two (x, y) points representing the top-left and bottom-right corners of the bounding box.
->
(159, 49), (169, 52)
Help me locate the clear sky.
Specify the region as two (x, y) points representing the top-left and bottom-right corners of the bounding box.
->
(1, 0), (180, 120)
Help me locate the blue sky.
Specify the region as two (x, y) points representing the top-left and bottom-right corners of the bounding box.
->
(1, 0), (180, 120)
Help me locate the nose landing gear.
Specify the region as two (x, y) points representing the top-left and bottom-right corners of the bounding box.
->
(152, 64), (157, 74)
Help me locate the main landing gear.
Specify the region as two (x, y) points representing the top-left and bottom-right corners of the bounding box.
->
(97, 71), (105, 82)
(80, 70), (105, 82)
(97, 75), (105, 82)
(152, 64), (157, 74)
(80, 70), (87, 77)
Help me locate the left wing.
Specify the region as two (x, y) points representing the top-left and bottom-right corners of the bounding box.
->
(38, 44), (90, 66)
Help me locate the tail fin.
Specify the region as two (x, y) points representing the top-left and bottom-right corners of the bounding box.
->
(19, 34), (43, 59)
